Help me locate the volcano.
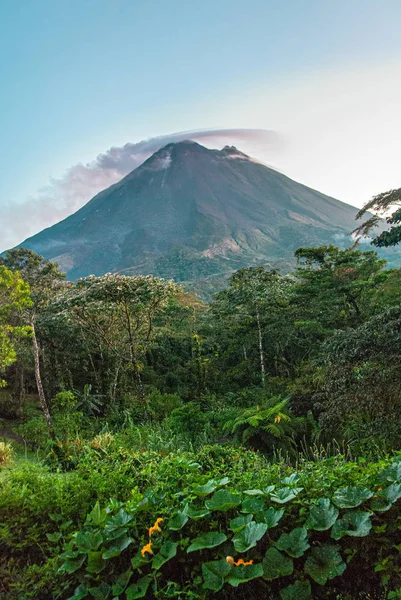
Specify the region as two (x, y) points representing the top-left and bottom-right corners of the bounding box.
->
(17, 140), (366, 286)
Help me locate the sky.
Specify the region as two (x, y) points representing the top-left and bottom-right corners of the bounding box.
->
(1, 0), (401, 250)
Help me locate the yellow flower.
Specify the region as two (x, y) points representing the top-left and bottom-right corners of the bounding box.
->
(148, 517), (163, 537)
(377, 487), (383, 491)
(141, 542), (153, 557)
(226, 557), (254, 567)
(234, 558), (253, 566)
(274, 415), (282, 423)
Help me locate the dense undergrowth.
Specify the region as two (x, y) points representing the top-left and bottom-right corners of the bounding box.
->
(2, 244), (401, 598)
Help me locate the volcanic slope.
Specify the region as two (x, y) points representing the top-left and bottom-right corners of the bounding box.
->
(17, 140), (366, 283)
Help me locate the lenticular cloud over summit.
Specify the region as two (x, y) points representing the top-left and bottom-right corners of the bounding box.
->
(1, 129), (280, 252)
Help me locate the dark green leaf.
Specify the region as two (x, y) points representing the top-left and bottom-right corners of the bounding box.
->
(76, 530), (103, 551)
(233, 522), (268, 552)
(280, 580), (312, 600)
(332, 486), (373, 509)
(331, 511), (372, 540)
(125, 577), (151, 600)
(202, 559), (232, 591)
(275, 527), (309, 558)
(205, 490), (242, 512)
(241, 496), (265, 513)
(227, 563), (263, 586)
(86, 551), (104, 574)
(104, 510), (133, 535)
(270, 487), (303, 504)
(262, 547), (293, 580)
(304, 544), (346, 584)
(229, 514), (253, 533)
(193, 480), (217, 497)
(187, 506), (211, 520)
(168, 509), (189, 531)
(88, 583), (111, 600)
(102, 536), (133, 559)
(261, 507), (284, 529)
(306, 498), (339, 531)
(188, 532), (227, 553)
(67, 584), (88, 600)
(112, 569), (132, 595)
(62, 555), (86, 574)
(152, 541), (178, 569)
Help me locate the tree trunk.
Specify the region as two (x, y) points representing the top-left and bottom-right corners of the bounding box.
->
(30, 319), (54, 433)
(123, 302), (147, 407)
(256, 309), (266, 386)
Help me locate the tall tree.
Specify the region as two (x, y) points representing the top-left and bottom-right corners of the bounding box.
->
(0, 265), (32, 383)
(0, 249), (67, 429)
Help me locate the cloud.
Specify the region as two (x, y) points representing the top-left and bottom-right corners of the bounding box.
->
(1, 128), (280, 251)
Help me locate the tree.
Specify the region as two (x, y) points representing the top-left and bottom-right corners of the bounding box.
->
(210, 267), (293, 387)
(294, 245), (387, 329)
(354, 188), (401, 247)
(65, 274), (179, 411)
(0, 249), (67, 429)
(0, 265), (32, 383)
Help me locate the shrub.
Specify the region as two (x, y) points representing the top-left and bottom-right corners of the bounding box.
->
(0, 440), (13, 468)
(169, 402), (208, 441)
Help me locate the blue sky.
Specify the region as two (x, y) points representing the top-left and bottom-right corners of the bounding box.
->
(1, 0), (401, 249)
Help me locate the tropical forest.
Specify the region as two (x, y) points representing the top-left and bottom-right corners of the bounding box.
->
(2, 191), (401, 600)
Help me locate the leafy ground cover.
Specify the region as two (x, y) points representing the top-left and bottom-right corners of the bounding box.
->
(2, 440), (401, 599)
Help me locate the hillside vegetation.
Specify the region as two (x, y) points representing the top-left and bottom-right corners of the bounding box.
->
(2, 241), (401, 599)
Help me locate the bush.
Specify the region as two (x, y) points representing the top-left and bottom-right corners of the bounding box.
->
(169, 402), (208, 441)
(0, 440), (13, 468)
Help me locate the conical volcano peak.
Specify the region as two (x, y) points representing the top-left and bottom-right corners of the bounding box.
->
(16, 138), (362, 285)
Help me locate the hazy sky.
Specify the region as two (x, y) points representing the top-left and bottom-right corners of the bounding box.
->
(1, 0), (401, 250)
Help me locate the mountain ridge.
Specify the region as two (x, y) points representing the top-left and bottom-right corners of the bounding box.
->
(14, 140), (379, 285)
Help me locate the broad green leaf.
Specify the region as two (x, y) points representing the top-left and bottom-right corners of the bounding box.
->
(102, 536), (133, 559)
(188, 531), (227, 553)
(62, 555), (86, 574)
(152, 541), (178, 569)
(205, 490), (242, 512)
(371, 483), (401, 512)
(125, 577), (151, 600)
(270, 487), (303, 504)
(282, 474), (299, 485)
(187, 506), (211, 520)
(217, 477), (230, 486)
(331, 511), (372, 540)
(112, 569), (132, 595)
(67, 585), (88, 600)
(202, 559), (231, 591)
(233, 522), (268, 552)
(193, 480), (218, 497)
(104, 510), (133, 535)
(46, 532), (62, 543)
(243, 489), (265, 496)
(229, 514), (253, 532)
(280, 580), (312, 600)
(262, 547), (293, 580)
(227, 563), (263, 586)
(86, 502), (107, 527)
(76, 530), (103, 552)
(88, 583), (111, 600)
(380, 461), (401, 483)
(261, 507), (284, 529)
(263, 485), (275, 494)
(332, 486), (373, 509)
(241, 496), (265, 513)
(86, 551), (104, 574)
(168, 508), (189, 531)
(304, 544), (346, 584)
(275, 527), (310, 558)
(306, 498), (339, 531)
(131, 551), (146, 570)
